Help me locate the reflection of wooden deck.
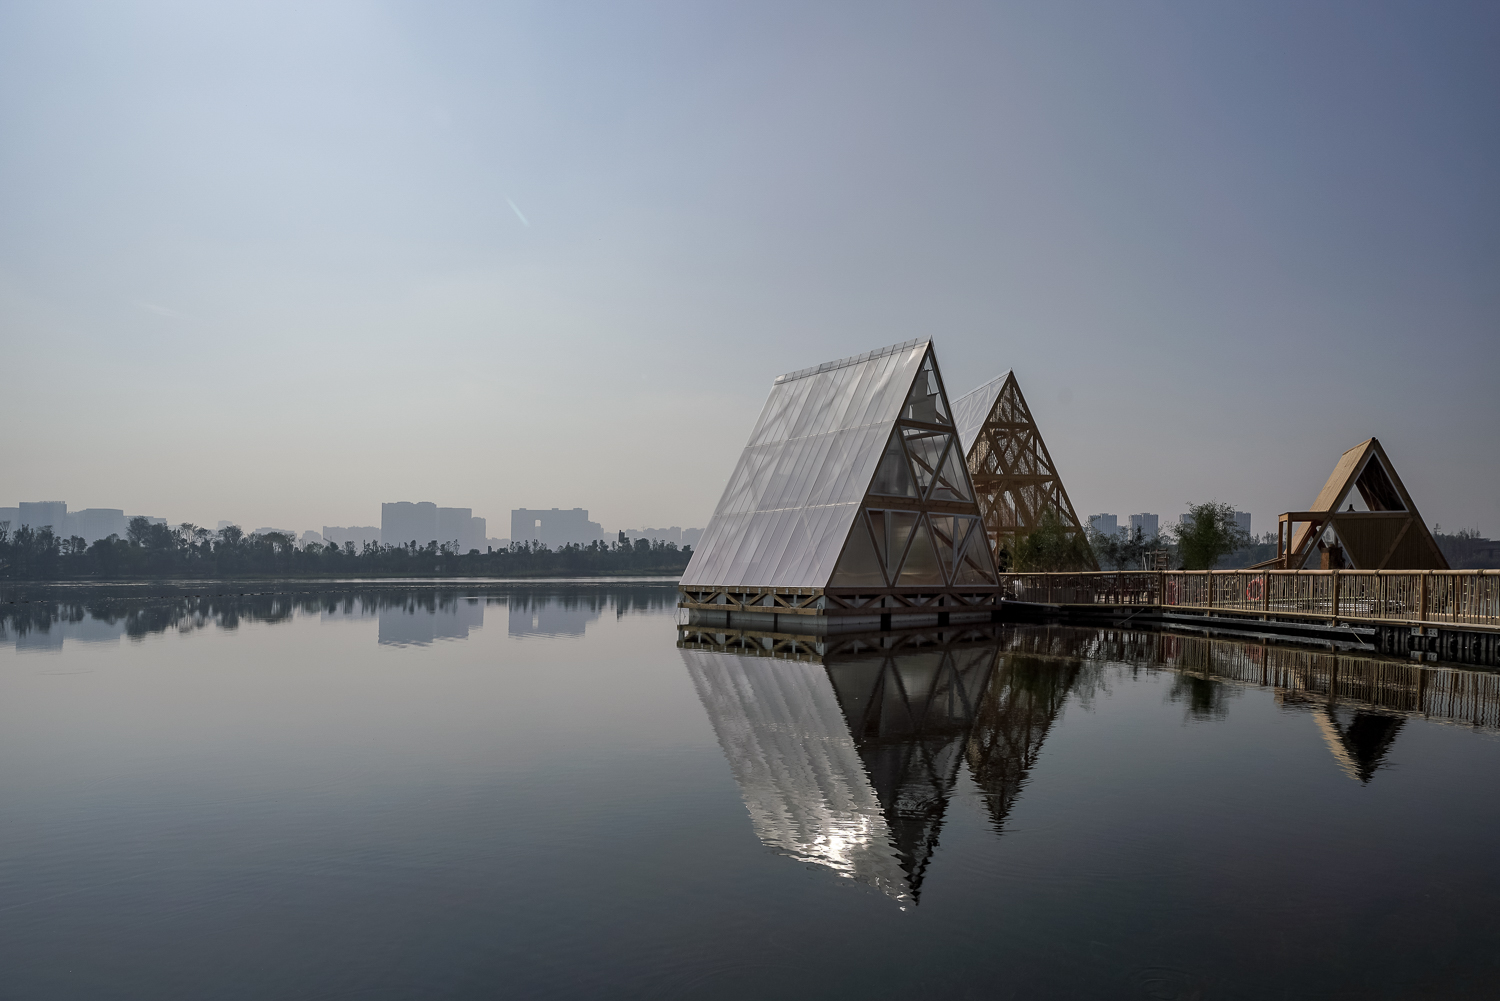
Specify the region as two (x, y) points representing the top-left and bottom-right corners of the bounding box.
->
(679, 622), (1500, 732)
(1007, 626), (1500, 732)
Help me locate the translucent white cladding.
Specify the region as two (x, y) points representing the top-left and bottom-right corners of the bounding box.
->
(682, 648), (911, 902)
(951, 371), (1010, 456)
(681, 339), (932, 589)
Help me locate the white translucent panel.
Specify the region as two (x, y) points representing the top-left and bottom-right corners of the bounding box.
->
(828, 513), (885, 587)
(886, 511), (919, 579)
(683, 338), (1001, 589)
(931, 438), (973, 502)
(866, 509), (888, 569)
(896, 516), (944, 585)
(902, 428), (949, 498)
(953, 515), (996, 584)
(928, 514), (957, 584)
(870, 431), (918, 498)
(901, 354), (948, 424)
(951, 373), (1008, 454)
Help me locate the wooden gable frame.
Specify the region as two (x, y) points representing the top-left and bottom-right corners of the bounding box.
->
(1262, 437), (1448, 570)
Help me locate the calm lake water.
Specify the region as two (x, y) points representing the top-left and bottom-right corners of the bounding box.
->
(3, 581), (1499, 1000)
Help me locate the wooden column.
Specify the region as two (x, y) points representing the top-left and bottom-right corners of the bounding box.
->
(1331, 569), (1340, 621)
(1418, 571), (1428, 623)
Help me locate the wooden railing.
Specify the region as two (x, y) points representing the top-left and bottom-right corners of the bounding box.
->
(1001, 570), (1500, 628)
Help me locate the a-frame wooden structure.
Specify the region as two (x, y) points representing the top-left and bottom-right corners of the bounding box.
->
(1259, 437), (1448, 570)
(950, 372), (1098, 570)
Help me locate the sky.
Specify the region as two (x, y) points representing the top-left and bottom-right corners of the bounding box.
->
(2, 0), (1497, 538)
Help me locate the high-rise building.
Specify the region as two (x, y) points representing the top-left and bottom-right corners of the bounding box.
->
(511, 508), (605, 549)
(1087, 513), (1122, 539)
(18, 501), (68, 532)
(382, 501), (438, 548)
(1128, 513), (1159, 539)
(323, 526), (381, 549)
(436, 507), (487, 554)
(382, 502), (487, 551)
(70, 509), (129, 543)
(1233, 511), (1252, 537)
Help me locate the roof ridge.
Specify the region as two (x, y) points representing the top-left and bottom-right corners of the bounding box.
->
(774, 338), (929, 385)
(953, 369), (1013, 403)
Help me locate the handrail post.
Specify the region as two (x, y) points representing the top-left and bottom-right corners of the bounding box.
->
(1157, 570), (1163, 607)
(1262, 571), (1271, 613)
(1206, 570), (1213, 609)
(1331, 569), (1340, 621)
(1418, 571), (1428, 623)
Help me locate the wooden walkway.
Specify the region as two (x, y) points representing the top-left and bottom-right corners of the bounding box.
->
(1001, 569), (1500, 666)
(1004, 569), (1500, 628)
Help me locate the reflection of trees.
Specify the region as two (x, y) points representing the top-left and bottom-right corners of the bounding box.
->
(826, 646), (995, 899)
(1, 586), (681, 645)
(965, 654), (1082, 835)
(1167, 671), (1237, 722)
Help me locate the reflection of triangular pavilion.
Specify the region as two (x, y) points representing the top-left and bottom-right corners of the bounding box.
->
(950, 372), (1097, 570)
(964, 653), (1080, 833)
(1313, 708), (1404, 783)
(1260, 437), (1448, 570)
(826, 645), (994, 899)
(679, 629), (1000, 904)
(680, 340), (999, 630)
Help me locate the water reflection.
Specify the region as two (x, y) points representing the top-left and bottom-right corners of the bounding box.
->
(379, 595), (487, 646)
(967, 650), (1087, 835)
(508, 592), (605, 637)
(682, 622), (1500, 900)
(682, 626), (1053, 902)
(0, 584), (679, 651)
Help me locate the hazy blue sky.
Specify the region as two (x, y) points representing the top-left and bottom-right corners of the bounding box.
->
(3, 1), (1496, 537)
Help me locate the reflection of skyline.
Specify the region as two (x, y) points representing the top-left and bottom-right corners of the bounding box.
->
(507, 593), (605, 638)
(1, 586), (682, 651)
(682, 627), (1084, 903)
(378, 596), (485, 647)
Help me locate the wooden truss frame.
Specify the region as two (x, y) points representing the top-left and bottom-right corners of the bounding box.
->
(960, 372), (1098, 570)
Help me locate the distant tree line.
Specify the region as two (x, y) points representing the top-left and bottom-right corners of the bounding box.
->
(1007, 500), (1256, 572)
(0, 520), (692, 580)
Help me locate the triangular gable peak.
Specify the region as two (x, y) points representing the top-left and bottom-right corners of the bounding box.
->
(1274, 437), (1448, 570)
(681, 340), (997, 592)
(950, 372), (1097, 569)
(825, 347), (997, 589)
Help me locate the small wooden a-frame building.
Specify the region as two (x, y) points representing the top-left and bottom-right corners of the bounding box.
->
(1261, 437), (1448, 570)
(679, 339), (1000, 632)
(950, 372), (1098, 570)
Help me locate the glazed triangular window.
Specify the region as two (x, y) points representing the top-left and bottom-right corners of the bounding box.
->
(870, 431), (919, 498)
(901, 355), (951, 425)
(829, 513), (886, 586)
(895, 517), (944, 585)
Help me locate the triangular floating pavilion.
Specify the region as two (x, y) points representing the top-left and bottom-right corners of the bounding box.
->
(950, 371), (1096, 570)
(680, 340), (1000, 632)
